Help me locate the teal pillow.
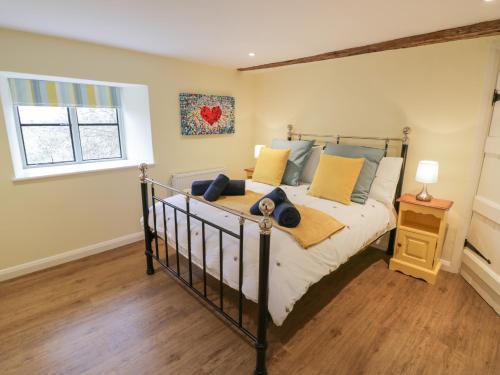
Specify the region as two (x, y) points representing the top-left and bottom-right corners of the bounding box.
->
(272, 139), (315, 186)
(324, 143), (384, 204)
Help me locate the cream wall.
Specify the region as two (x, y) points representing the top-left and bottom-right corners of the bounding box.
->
(1, 27), (498, 275)
(251, 37), (500, 271)
(0, 29), (255, 270)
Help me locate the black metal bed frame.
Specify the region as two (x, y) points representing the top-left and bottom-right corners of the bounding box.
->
(139, 125), (410, 374)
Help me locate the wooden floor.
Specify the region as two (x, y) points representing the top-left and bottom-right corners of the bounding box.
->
(0, 242), (498, 375)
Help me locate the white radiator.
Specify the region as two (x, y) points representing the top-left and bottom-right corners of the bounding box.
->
(170, 168), (226, 191)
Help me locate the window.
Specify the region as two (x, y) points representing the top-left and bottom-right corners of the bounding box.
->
(17, 106), (74, 165)
(6, 77), (125, 168)
(1, 73), (154, 180)
(77, 107), (122, 161)
(16, 105), (124, 167)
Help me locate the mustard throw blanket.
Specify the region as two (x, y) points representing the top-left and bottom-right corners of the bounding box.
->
(215, 190), (345, 249)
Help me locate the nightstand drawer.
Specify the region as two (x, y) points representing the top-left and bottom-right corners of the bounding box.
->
(396, 229), (436, 269)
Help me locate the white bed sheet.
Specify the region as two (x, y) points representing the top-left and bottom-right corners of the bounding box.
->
(146, 180), (396, 326)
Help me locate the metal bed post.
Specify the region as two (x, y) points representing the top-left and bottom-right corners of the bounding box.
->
(254, 198), (274, 375)
(388, 126), (410, 255)
(139, 163), (155, 275)
(287, 124), (293, 141)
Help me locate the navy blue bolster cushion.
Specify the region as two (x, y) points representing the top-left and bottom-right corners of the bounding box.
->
(222, 180), (245, 195)
(274, 199), (301, 228)
(192, 179), (245, 196)
(203, 174), (230, 201)
(250, 187), (288, 215)
(191, 180), (212, 195)
(249, 187), (301, 227)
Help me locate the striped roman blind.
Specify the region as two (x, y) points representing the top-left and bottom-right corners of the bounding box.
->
(8, 78), (120, 108)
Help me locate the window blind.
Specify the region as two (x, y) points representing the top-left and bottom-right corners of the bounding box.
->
(8, 78), (120, 108)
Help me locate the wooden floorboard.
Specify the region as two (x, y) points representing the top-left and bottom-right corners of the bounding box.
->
(0, 242), (498, 374)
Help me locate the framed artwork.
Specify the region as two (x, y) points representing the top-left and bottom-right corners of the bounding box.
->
(179, 93), (235, 135)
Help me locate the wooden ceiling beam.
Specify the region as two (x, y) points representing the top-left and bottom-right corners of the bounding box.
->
(237, 19), (500, 71)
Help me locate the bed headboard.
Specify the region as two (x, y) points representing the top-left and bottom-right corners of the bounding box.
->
(286, 124), (410, 211)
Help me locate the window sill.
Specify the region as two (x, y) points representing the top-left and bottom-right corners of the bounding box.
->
(12, 160), (150, 182)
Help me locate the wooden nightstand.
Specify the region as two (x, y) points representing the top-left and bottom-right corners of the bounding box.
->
(389, 194), (453, 284)
(244, 167), (254, 179)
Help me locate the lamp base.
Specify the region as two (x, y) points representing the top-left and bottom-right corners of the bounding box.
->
(416, 184), (433, 202)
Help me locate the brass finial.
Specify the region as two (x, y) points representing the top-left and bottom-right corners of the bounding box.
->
(402, 127), (411, 145)
(258, 198), (275, 235)
(139, 163), (148, 182)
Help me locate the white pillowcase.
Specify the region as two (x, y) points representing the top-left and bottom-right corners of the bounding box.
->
(299, 146), (322, 183)
(368, 157), (403, 206)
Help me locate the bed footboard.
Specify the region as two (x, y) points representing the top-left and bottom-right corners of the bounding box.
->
(139, 163), (273, 375)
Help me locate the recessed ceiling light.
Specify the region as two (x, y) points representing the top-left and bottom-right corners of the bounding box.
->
(248, 52), (256, 57)
(483, 0), (495, 2)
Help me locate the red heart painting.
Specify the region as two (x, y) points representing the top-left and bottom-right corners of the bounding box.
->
(200, 106), (222, 125)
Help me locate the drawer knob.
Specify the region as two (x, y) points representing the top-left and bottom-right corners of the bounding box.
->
(397, 243), (402, 247)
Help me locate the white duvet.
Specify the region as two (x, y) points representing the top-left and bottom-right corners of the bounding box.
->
(146, 180), (396, 326)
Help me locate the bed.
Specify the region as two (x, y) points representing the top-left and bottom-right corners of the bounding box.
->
(146, 180), (396, 326)
(138, 125), (410, 374)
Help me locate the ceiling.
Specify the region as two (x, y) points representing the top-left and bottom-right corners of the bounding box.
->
(0, 0), (499, 69)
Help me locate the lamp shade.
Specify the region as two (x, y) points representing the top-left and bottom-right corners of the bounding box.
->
(415, 160), (439, 184)
(254, 144), (265, 159)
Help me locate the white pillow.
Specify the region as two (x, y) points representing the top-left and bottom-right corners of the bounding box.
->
(368, 157), (403, 205)
(300, 146), (322, 183)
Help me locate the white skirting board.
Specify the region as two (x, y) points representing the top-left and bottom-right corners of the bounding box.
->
(0, 232), (143, 282)
(460, 248), (500, 315)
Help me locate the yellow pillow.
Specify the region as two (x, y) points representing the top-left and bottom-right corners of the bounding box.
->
(308, 154), (364, 205)
(252, 147), (291, 186)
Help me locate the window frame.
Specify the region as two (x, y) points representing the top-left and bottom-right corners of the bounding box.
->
(76, 107), (124, 162)
(14, 105), (127, 169)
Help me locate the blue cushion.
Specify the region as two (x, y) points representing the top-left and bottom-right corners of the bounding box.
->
(222, 180), (245, 195)
(272, 139), (315, 186)
(192, 180), (245, 196)
(192, 180), (212, 195)
(203, 174), (230, 201)
(250, 187), (287, 215)
(274, 199), (301, 228)
(324, 143), (384, 204)
(249, 187), (301, 227)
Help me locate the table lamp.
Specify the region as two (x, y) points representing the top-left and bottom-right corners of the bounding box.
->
(415, 160), (439, 201)
(254, 144), (265, 159)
